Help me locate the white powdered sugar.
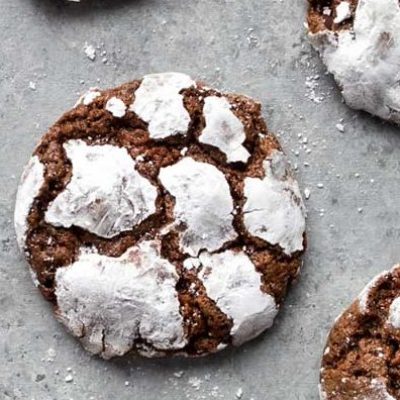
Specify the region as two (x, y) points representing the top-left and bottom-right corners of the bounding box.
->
(321, 377), (396, 400)
(75, 88), (101, 107)
(334, 1), (351, 24)
(367, 379), (396, 400)
(55, 239), (186, 359)
(29, 269), (40, 287)
(199, 96), (250, 163)
(358, 270), (389, 313)
(14, 156), (45, 250)
(309, 0), (400, 124)
(45, 140), (157, 238)
(105, 97), (127, 118)
(387, 297), (400, 328)
(318, 383), (328, 400)
(159, 157), (236, 256)
(130, 72), (195, 139)
(185, 250), (278, 345)
(243, 150), (306, 255)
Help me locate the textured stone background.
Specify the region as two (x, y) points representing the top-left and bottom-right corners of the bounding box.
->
(1, 0), (400, 399)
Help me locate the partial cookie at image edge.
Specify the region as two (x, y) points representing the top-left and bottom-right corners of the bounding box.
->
(320, 264), (400, 400)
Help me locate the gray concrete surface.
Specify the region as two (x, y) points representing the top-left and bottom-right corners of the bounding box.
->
(1, 0), (400, 399)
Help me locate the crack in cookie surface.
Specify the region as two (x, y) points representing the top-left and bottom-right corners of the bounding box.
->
(15, 73), (306, 358)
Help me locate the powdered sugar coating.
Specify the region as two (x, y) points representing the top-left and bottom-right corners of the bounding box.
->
(319, 384), (328, 400)
(243, 150), (306, 255)
(159, 157), (236, 256)
(45, 140), (157, 239)
(14, 156), (45, 250)
(130, 72), (195, 139)
(358, 270), (390, 313)
(309, 0), (400, 124)
(199, 96), (250, 163)
(387, 297), (400, 329)
(75, 89), (101, 107)
(334, 1), (351, 24)
(366, 380), (396, 400)
(193, 250), (278, 345)
(105, 97), (126, 118)
(55, 239), (186, 359)
(320, 379), (396, 400)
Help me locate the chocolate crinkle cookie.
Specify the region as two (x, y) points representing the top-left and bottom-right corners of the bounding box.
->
(307, 0), (400, 125)
(14, 72), (306, 359)
(320, 264), (400, 400)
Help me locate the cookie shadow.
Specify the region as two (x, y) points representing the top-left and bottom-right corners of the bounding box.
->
(30, 0), (156, 18)
(104, 326), (279, 374)
(112, 345), (236, 370)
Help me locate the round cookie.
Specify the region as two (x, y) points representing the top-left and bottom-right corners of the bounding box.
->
(14, 72), (306, 359)
(320, 264), (400, 400)
(307, 0), (400, 124)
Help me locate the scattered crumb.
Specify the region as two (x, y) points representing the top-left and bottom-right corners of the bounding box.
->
(84, 43), (96, 61)
(188, 377), (202, 391)
(236, 388), (243, 399)
(46, 347), (56, 362)
(335, 123), (345, 132)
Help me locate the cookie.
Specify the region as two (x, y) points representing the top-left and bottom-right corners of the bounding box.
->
(307, 0), (400, 124)
(14, 72), (306, 359)
(320, 264), (400, 400)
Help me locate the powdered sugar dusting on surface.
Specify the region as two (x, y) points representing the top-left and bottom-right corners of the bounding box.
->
(199, 96), (250, 163)
(159, 157), (236, 256)
(192, 250), (278, 345)
(243, 150), (306, 255)
(309, 0), (400, 124)
(14, 155), (45, 250)
(130, 72), (195, 139)
(105, 97), (126, 118)
(45, 140), (157, 239)
(55, 239), (186, 359)
(83, 43), (96, 61)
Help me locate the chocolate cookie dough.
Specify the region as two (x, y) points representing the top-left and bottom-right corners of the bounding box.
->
(320, 264), (400, 400)
(14, 72), (306, 359)
(307, 0), (400, 125)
